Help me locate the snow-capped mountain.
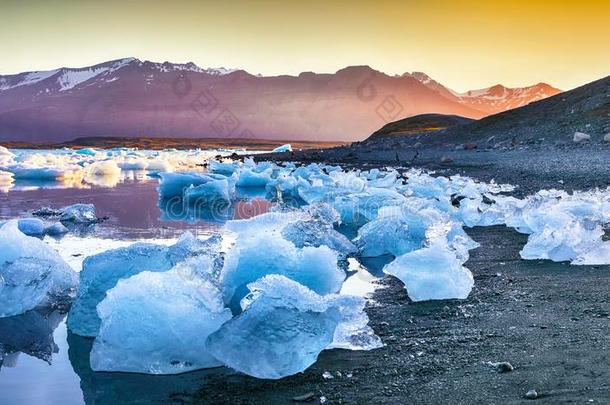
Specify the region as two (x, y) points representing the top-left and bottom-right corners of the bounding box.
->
(0, 58), (560, 142)
(403, 71), (561, 115)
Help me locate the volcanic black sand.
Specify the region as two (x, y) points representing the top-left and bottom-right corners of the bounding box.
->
(182, 144), (610, 404)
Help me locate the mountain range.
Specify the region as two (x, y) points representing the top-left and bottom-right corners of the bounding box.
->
(0, 58), (561, 142)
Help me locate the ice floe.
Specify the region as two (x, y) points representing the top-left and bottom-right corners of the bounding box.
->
(0, 221), (78, 317)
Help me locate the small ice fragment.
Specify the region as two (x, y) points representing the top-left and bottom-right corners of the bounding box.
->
(17, 218), (46, 237)
(383, 240), (474, 302)
(60, 204), (98, 223)
(271, 144), (292, 153)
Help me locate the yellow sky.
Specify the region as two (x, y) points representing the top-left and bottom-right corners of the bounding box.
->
(1, 0), (609, 91)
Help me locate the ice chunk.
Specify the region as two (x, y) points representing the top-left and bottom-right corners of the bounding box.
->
(17, 218), (46, 237)
(184, 178), (235, 207)
(85, 160), (121, 177)
(0, 146), (14, 157)
(90, 268), (232, 374)
(68, 233), (218, 337)
(146, 159), (173, 174)
(157, 172), (218, 197)
(206, 275), (376, 379)
(67, 243), (173, 337)
(236, 167), (273, 187)
(520, 219), (604, 262)
(0, 170), (14, 185)
(60, 204), (98, 223)
(208, 160), (237, 176)
(0, 258), (53, 318)
(75, 148), (98, 156)
(333, 188), (407, 225)
(45, 222), (69, 236)
(118, 157), (149, 170)
(383, 240), (474, 302)
(220, 233), (345, 309)
(0, 221), (78, 312)
(271, 144), (292, 153)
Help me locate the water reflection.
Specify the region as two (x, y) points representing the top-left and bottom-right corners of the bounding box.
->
(68, 333), (226, 404)
(0, 309), (66, 368)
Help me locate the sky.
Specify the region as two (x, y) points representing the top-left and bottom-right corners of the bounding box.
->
(1, 0), (609, 92)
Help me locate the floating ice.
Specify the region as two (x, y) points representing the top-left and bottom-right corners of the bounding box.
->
(271, 144), (292, 153)
(68, 233), (217, 337)
(0, 146), (14, 157)
(220, 232), (345, 309)
(235, 167), (273, 187)
(17, 218), (46, 237)
(157, 172), (219, 197)
(184, 178), (235, 206)
(90, 267), (232, 374)
(206, 275), (377, 379)
(0, 258), (53, 318)
(67, 243), (174, 337)
(0, 170), (13, 185)
(209, 160), (237, 176)
(75, 148), (98, 156)
(59, 203), (98, 223)
(383, 240), (474, 302)
(85, 160), (121, 177)
(0, 221), (78, 316)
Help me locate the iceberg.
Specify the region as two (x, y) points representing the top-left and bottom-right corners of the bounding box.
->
(60, 204), (98, 223)
(220, 232), (345, 309)
(0, 146), (14, 157)
(0, 258), (53, 318)
(85, 160), (121, 177)
(90, 268), (232, 374)
(184, 178), (235, 207)
(271, 144), (292, 153)
(67, 243), (173, 337)
(206, 275), (376, 379)
(17, 218), (47, 237)
(157, 172), (220, 198)
(68, 233), (218, 336)
(0, 221), (78, 316)
(236, 167), (273, 187)
(208, 160), (237, 176)
(383, 240), (474, 302)
(75, 148), (98, 156)
(0, 170), (13, 185)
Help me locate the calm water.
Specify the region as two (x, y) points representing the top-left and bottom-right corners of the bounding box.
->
(0, 169), (380, 404)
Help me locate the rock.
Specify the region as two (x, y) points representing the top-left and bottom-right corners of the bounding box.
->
(604, 133), (610, 142)
(440, 156), (453, 164)
(525, 389), (538, 399)
(495, 361), (514, 373)
(573, 132), (591, 143)
(292, 392), (315, 402)
(464, 142), (477, 150)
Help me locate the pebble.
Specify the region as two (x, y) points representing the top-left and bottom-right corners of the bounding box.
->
(292, 392), (315, 402)
(495, 362), (514, 373)
(525, 389), (538, 399)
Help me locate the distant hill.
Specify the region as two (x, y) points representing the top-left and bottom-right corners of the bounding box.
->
(367, 114), (474, 140)
(364, 75), (609, 147)
(0, 58), (560, 143)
